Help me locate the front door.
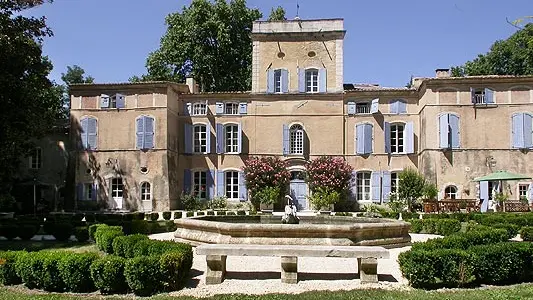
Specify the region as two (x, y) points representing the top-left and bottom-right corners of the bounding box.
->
(290, 179), (308, 210)
(111, 178), (124, 210)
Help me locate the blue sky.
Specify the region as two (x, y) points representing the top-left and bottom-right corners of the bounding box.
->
(25, 0), (533, 88)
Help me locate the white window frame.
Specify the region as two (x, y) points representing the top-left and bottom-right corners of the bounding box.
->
(109, 96), (117, 108)
(193, 124), (207, 153)
(225, 170), (239, 201)
(473, 89), (485, 104)
(305, 68), (319, 93)
(518, 183), (528, 200)
(444, 185), (457, 200)
(111, 178), (123, 198)
(355, 102), (370, 114)
(84, 183), (93, 201)
(193, 170), (207, 199)
(391, 172), (400, 195)
(191, 102), (207, 116)
(141, 182), (151, 201)
(224, 102), (239, 115)
(357, 172), (372, 201)
(29, 147), (42, 169)
(225, 123), (239, 153)
(390, 123), (405, 154)
(289, 124), (304, 155)
(274, 69), (282, 93)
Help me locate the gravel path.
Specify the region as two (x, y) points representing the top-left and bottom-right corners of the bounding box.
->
(148, 233), (441, 298)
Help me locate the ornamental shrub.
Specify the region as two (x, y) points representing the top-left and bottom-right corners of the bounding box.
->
(133, 212), (145, 220)
(0, 251), (25, 285)
(186, 211), (194, 217)
(254, 186), (281, 206)
(206, 210), (215, 216)
(305, 156), (353, 194)
(242, 156), (291, 205)
(125, 256), (162, 296)
(52, 223), (73, 242)
(74, 226), (89, 242)
(112, 234), (149, 258)
(18, 224), (39, 240)
(165, 220), (177, 232)
(150, 212), (159, 221)
(159, 251), (188, 291)
(18, 251), (65, 292)
(162, 211), (171, 220)
(95, 226), (124, 254)
(308, 187), (341, 211)
(88, 223), (107, 240)
(412, 228), (508, 251)
(90, 256), (128, 294)
(58, 252), (99, 292)
(131, 220), (150, 234)
(521, 226), (533, 241)
(174, 212), (182, 219)
(434, 219), (461, 236)
(409, 219), (423, 233)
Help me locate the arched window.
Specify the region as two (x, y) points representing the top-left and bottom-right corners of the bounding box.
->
(444, 185), (457, 200)
(289, 124), (304, 155)
(141, 182), (151, 201)
(305, 68), (319, 93)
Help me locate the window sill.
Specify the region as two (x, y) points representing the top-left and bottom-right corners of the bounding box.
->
(473, 103), (497, 108)
(224, 152), (241, 155)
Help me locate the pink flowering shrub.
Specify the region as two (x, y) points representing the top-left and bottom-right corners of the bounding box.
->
(242, 157), (291, 205)
(305, 156), (353, 193)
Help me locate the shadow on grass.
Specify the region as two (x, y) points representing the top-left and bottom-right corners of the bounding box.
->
(0, 240), (94, 252)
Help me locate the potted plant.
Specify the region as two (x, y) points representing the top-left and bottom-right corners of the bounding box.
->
(309, 187), (340, 214)
(387, 192), (407, 220)
(495, 192), (509, 212)
(255, 186), (281, 214)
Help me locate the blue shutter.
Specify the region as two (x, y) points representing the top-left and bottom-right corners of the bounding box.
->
(207, 169), (215, 199)
(215, 102), (224, 114)
(439, 114), (449, 149)
(382, 171), (391, 203)
(528, 184), (533, 203)
(484, 88), (494, 104)
(371, 171), (381, 203)
(80, 118), (88, 149)
(91, 183), (98, 201)
(281, 69), (289, 93)
(237, 122), (242, 154)
(216, 171), (225, 197)
(318, 68), (327, 93)
(370, 98), (379, 114)
(404, 121), (414, 154)
(470, 88), (476, 104)
(449, 114), (460, 149)
(347, 102), (356, 115)
(351, 171), (357, 201)
(115, 93), (125, 108)
(136, 117), (144, 149)
(144, 116), (154, 149)
(384, 122), (391, 153)
(267, 69), (274, 93)
(184, 102), (191, 116)
(479, 181), (489, 212)
(184, 123), (192, 154)
(298, 68), (306, 93)
(397, 100), (407, 114)
(205, 123), (211, 154)
(524, 114), (533, 148)
(390, 100), (398, 114)
(282, 124), (289, 155)
(100, 94), (110, 108)
(183, 169), (191, 194)
(216, 123), (225, 154)
(355, 124), (364, 155)
(512, 113), (525, 148)
(364, 124), (373, 154)
(77, 183), (83, 201)
(239, 171), (247, 201)
(239, 103), (247, 115)
(87, 117), (97, 150)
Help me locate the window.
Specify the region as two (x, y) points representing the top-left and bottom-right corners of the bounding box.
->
(305, 69), (319, 93)
(390, 124), (404, 154)
(225, 124), (239, 153)
(390, 99), (407, 114)
(136, 116), (155, 150)
(488, 181), (495, 201)
(193, 124), (207, 153)
(439, 113), (460, 149)
(141, 182), (151, 201)
(511, 113), (533, 149)
(519, 184), (528, 200)
(356, 102), (370, 114)
(191, 102), (207, 116)
(111, 178), (123, 198)
(357, 172), (371, 201)
(471, 88), (494, 104)
(225, 171), (239, 200)
(473, 90), (485, 104)
(391, 172), (399, 195)
(274, 69), (282, 93)
(29, 147), (42, 169)
(444, 186), (457, 200)
(80, 117), (98, 150)
(289, 124), (304, 155)
(193, 171), (207, 199)
(84, 183), (93, 200)
(224, 103), (239, 115)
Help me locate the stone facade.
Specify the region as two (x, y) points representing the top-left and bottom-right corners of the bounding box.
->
(69, 18), (533, 211)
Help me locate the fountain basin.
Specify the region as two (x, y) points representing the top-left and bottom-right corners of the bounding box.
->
(174, 215), (411, 248)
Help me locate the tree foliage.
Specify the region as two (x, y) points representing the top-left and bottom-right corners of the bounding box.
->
(398, 168), (425, 212)
(141, 0), (262, 92)
(451, 24), (533, 76)
(0, 0), (62, 191)
(59, 65), (94, 118)
(268, 6), (287, 21)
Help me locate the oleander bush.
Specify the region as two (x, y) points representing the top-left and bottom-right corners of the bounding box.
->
(90, 256), (128, 294)
(0, 251), (25, 285)
(58, 252), (99, 292)
(124, 255), (162, 296)
(521, 226), (533, 241)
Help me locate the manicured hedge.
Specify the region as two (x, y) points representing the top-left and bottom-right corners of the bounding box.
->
(58, 252), (99, 292)
(174, 212), (182, 219)
(125, 256), (162, 296)
(16, 251), (64, 291)
(74, 226), (89, 242)
(162, 211), (171, 220)
(112, 234), (149, 258)
(0, 251), (25, 285)
(150, 212), (159, 221)
(90, 256), (128, 294)
(411, 228), (508, 251)
(521, 226), (533, 241)
(95, 226), (124, 254)
(131, 220), (150, 234)
(408, 219), (461, 236)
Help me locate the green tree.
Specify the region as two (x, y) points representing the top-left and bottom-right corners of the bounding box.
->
(451, 24), (533, 76)
(141, 0), (262, 92)
(59, 65), (94, 118)
(268, 6), (287, 21)
(398, 168), (426, 212)
(0, 0), (63, 192)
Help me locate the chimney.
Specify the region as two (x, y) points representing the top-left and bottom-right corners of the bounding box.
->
(435, 68), (450, 78)
(186, 77), (199, 93)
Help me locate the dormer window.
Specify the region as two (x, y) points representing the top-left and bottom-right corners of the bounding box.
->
(356, 102), (370, 114)
(470, 88), (494, 105)
(191, 102), (207, 116)
(225, 103), (239, 115)
(100, 93), (124, 109)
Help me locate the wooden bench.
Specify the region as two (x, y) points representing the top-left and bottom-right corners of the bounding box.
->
(196, 244), (390, 284)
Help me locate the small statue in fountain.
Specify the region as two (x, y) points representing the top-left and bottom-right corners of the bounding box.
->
(281, 195), (299, 224)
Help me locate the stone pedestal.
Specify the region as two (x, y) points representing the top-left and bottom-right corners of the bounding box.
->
(206, 255), (227, 284)
(358, 257), (378, 283)
(281, 256), (298, 284)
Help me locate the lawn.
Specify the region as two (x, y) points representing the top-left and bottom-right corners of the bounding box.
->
(2, 283), (533, 299)
(0, 240), (98, 253)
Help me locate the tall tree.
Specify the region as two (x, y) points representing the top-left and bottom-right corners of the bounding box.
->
(0, 0), (63, 191)
(268, 6), (287, 21)
(59, 65), (94, 118)
(451, 24), (533, 76)
(142, 0), (262, 92)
